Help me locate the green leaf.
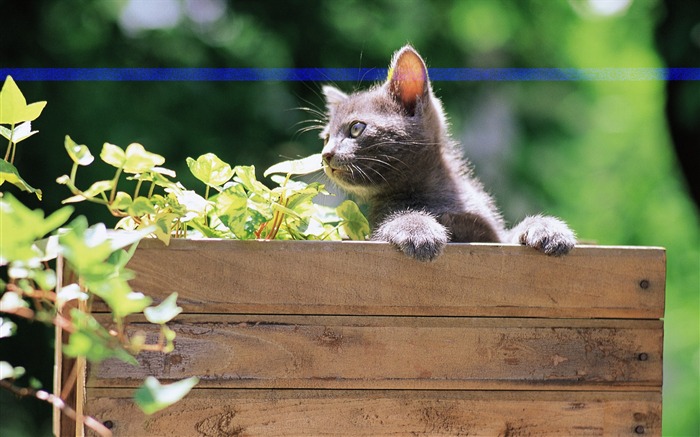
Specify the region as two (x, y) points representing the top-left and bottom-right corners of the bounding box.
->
(263, 153), (324, 177)
(0, 76), (47, 124)
(100, 142), (126, 168)
(123, 143), (165, 174)
(0, 361), (25, 380)
(64, 135), (94, 166)
(144, 292), (182, 325)
(337, 200), (370, 240)
(134, 376), (199, 415)
(64, 309), (138, 365)
(186, 153), (234, 188)
(0, 159), (42, 199)
(0, 317), (17, 338)
(0, 194), (73, 263)
(0, 121), (38, 144)
(128, 196), (157, 216)
(62, 180), (112, 204)
(0, 291), (29, 312)
(234, 165), (269, 196)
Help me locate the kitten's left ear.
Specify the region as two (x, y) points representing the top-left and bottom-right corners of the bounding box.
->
(386, 45), (429, 116)
(322, 85), (348, 111)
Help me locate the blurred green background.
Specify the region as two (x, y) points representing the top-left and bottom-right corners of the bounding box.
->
(1, 0), (698, 435)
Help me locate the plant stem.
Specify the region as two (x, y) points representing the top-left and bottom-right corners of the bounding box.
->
(4, 123), (14, 162)
(134, 178), (143, 199)
(0, 379), (113, 437)
(108, 167), (123, 204)
(69, 162), (78, 184)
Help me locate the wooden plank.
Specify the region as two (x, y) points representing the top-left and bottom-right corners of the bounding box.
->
(114, 240), (665, 319)
(88, 315), (662, 391)
(85, 389), (662, 437)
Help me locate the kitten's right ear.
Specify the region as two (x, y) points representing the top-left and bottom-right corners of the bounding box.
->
(322, 85), (348, 111)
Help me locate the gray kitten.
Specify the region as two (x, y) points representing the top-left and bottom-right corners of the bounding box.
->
(320, 45), (575, 261)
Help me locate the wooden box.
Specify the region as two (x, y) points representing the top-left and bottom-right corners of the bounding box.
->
(56, 240), (665, 436)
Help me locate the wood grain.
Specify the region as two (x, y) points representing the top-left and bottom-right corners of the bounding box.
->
(89, 315), (662, 391)
(85, 389), (662, 437)
(56, 243), (666, 436)
(113, 240), (666, 319)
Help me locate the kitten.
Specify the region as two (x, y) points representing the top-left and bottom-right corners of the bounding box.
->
(320, 45), (576, 261)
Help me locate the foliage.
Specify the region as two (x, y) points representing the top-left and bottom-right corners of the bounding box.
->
(0, 76), (369, 436)
(57, 138), (368, 244)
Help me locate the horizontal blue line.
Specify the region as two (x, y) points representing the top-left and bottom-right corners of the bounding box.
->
(1, 68), (698, 81)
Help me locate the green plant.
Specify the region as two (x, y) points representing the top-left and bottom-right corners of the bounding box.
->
(1, 74), (370, 436)
(57, 139), (369, 244)
(0, 76), (200, 436)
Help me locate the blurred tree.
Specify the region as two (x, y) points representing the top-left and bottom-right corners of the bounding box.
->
(655, 0), (700, 208)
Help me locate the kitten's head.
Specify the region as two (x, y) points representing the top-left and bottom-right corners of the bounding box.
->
(320, 45), (448, 198)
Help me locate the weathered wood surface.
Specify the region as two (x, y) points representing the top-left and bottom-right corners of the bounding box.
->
(111, 240), (666, 319)
(86, 389), (662, 437)
(56, 242), (666, 436)
(90, 315), (662, 391)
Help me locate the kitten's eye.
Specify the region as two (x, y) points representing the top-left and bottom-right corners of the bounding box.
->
(349, 122), (366, 138)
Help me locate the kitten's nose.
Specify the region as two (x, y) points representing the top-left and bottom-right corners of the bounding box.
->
(322, 150), (335, 165)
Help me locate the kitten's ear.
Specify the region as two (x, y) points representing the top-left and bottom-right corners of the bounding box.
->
(386, 45), (429, 116)
(322, 85), (348, 111)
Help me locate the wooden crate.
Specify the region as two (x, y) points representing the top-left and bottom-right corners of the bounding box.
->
(56, 240), (665, 436)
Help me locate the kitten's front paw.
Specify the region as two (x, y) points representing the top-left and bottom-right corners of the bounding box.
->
(373, 211), (450, 262)
(515, 215), (576, 256)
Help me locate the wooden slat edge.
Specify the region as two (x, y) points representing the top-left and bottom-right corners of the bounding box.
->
(119, 240), (665, 319)
(88, 315), (663, 391)
(85, 389), (662, 437)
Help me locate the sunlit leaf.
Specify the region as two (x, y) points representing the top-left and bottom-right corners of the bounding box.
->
(0, 318), (17, 338)
(0, 159), (42, 199)
(234, 165), (269, 196)
(186, 153), (234, 188)
(263, 153), (324, 177)
(64, 135), (94, 166)
(56, 283), (88, 306)
(337, 200), (370, 240)
(0, 361), (25, 380)
(0, 76), (47, 124)
(0, 291), (29, 312)
(123, 143), (165, 174)
(62, 180), (112, 204)
(0, 121), (38, 144)
(134, 376), (199, 415)
(144, 292), (182, 325)
(100, 142), (126, 168)
(0, 194), (72, 263)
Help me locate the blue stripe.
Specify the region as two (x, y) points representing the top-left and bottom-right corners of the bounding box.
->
(1, 68), (698, 81)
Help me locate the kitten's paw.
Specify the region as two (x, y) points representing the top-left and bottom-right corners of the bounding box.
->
(512, 215), (576, 256)
(373, 211), (450, 262)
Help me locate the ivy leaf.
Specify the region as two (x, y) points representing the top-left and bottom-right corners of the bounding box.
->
(64, 135), (94, 166)
(123, 143), (165, 174)
(0, 194), (73, 263)
(134, 376), (199, 415)
(144, 292), (182, 325)
(186, 153), (234, 188)
(263, 153), (323, 177)
(0, 318), (17, 339)
(234, 165), (269, 196)
(0, 361), (25, 380)
(100, 142), (126, 168)
(0, 159), (42, 199)
(61, 180), (112, 204)
(0, 121), (38, 144)
(337, 200), (370, 240)
(0, 76), (47, 125)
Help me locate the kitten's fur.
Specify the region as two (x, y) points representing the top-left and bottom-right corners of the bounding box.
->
(320, 45), (575, 261)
